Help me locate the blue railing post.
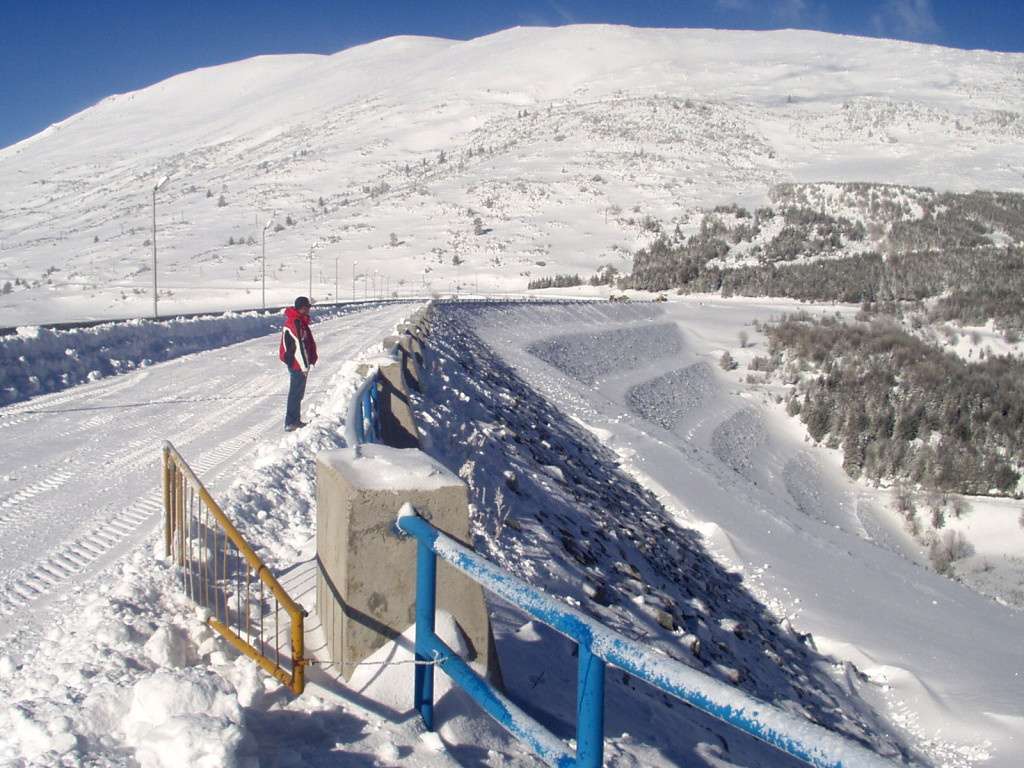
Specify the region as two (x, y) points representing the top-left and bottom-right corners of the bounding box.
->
(356, 401), (366, 444)
(372, 380), (381, 442)
(414, 536), (438, 730)
(370, 381), (378, 442)
(576, 644), (606, 768)
(346, 364), (387, 445)
(362, 383), (375, 443)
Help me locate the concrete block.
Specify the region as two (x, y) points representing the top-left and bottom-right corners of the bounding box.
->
(377, 360), (420, 448)
(316, 445), (493, 681)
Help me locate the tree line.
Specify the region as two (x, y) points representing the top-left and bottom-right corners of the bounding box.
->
(624, 184), (1024, 332)
(618, 182), (1024, 497)
(759, 312), (1022, 496)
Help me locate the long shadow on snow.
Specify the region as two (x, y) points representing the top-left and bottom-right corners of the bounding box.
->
(412, 303), (911, 766)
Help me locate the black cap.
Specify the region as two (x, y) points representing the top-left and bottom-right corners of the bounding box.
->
(294, 296), (312, 309)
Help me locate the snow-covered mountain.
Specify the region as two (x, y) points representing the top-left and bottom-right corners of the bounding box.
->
(1, 25), (1022, 326)
(1, 24), (1024, 768)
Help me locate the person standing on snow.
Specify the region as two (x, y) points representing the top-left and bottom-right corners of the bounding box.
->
(280, 296), (318, 431)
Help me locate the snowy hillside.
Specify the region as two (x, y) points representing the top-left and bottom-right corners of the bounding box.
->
(1, 22), (1024, 768)
(1, 26), (1022, 326)
(415, 299), (1024, 768)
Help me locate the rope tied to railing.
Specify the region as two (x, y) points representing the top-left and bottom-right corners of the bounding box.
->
(306, 655), (446, 669)
(304, 641), (450, 670)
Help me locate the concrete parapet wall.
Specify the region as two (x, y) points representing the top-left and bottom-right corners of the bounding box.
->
(316, 443), (493, 681)
(385, 335), (424, 393)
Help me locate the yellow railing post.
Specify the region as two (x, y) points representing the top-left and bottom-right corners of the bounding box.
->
(163, 446), (172, 558)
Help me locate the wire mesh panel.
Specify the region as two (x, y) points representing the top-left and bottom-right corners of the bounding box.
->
(163, 441), (306, 694)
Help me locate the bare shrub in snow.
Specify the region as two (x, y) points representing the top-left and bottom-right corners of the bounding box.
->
(930, 530), (975, 576)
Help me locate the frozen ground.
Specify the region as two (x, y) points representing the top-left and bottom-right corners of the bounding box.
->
(0, 297), (1022, 768)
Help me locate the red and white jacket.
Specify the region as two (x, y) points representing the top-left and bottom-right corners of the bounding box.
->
(279, 307), (318, 372)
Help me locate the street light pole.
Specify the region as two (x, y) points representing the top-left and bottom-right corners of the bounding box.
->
(151, 175), (169, 318)
(352, 260), (358, 301)
(261, 219), (274, 310)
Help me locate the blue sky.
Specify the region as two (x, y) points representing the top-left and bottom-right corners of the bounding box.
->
(1, 0), (1020, 150)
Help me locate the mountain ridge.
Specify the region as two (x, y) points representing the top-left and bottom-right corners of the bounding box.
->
(14, 25), (1021, 150)
(0, 24), (1021, 326)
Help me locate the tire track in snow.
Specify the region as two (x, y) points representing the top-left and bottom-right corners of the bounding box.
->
(0, 489), (171, 615)
(0, 468), (77, 520)
(0, 304), (414, 626)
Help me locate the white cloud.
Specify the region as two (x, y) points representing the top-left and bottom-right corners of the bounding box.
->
(871, 0), (941, 40)
(772, 0), (809, 19)
(516, 3), (577, 28)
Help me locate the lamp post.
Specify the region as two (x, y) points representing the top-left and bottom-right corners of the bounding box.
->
(151, 175), (170, 318)
(334, 255), (339, 301)
(352, 260), (358, 301)
(261, 219), (274, 310)
(308, 246), (314, 299)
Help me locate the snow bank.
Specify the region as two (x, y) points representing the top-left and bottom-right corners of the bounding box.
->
(0, 306), (359, 406)
(124, 668), (249, 768)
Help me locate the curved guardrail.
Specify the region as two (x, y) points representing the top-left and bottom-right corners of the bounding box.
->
(395, 503), (898, 768)
(345, 367), (381, 445)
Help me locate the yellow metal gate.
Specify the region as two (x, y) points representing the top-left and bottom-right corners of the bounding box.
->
(162, 441), (306, 694)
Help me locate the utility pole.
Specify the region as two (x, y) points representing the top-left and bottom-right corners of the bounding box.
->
(151, 175), (170, 318)
(308, 246), (314, 299)
(261, 219), (274, 310)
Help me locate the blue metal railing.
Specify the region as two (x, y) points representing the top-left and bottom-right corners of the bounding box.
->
(395, 504), (898, 768)
(345, 337), (411, 446)
(345, 368), (381, 445)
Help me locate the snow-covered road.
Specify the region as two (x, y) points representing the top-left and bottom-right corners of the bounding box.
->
(0, 303), (413, 632)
